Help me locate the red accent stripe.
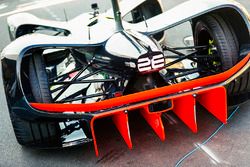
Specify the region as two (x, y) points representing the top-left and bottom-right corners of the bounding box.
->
(197, 86), (227, 124)
(140, 106), (165, 141)
(173, 95), (197, 133)
(112, 112), (132, 149)
(30, 54), (250, 113)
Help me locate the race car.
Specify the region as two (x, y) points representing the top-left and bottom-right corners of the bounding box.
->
(1, 0), (250, 156)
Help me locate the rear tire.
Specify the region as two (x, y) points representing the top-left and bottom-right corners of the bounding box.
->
(29, 53), (52, 103)
(227, 69), (250, 105)
(10, 53), (61, 147)
(194, 14), (239, 71)
(194, 14), (249, 105)
(10, 112), (60, 147)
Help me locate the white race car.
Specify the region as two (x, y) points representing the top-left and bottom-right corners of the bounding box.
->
(1, 0), (250, 156)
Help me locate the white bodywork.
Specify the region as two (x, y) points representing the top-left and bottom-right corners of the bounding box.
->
(1, 0), (250, 104)
(3, 0), (250, 57)
(130, 0), (250, 34)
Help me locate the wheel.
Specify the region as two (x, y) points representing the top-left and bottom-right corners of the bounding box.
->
(10, 53), (61, 147)
(227, 69), (250, 105)
(194, 14), (239, 73)
(194, 14), (249, 105)
(29, 53), (52, 103)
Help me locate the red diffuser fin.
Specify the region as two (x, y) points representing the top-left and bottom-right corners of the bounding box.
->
(197, 86), (227, 124)
(112, 111), (133, 149)
(140, 106), (165, 141)
(173, 95), (197, 133)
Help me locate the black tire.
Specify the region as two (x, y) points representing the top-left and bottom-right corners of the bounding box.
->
(29, 53), (52, 103)
(10, 112), (60, 147)
(194, 14), (250, 105)
(10, 53), (60, 147)
(194, 14), (239, 71)
(227, 69), (250, 105)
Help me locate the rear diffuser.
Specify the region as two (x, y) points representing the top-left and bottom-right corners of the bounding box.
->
(30, 55), (249, 156)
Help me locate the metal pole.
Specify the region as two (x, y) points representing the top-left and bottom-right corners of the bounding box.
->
(111, 0), (124, 31)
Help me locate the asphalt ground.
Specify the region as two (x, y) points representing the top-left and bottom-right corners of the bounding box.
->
(0, 0), (249, 167)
